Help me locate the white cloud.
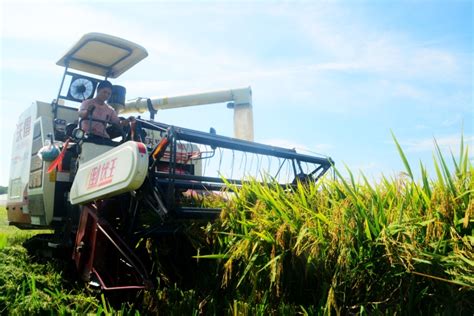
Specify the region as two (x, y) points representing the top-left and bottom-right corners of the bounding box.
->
(401, 134), (474, 153)
(0, 57), (61, 74)
(0, 2), (197, 69)
(2, 2), (467, 117)
(415, 124), (429, 130)
(309, 62), (362, 72)
(261, 138), (332, 156)
(392, 83), (427, 100)
(297, 8), (466, 83)
(441, 114), (464, 127)
(0, 99), (21, 157)
(2, 3), (91, 42)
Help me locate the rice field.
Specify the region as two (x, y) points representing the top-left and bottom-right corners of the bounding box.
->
(0, 136), (472, 315)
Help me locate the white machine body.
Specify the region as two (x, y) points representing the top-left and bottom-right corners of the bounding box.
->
(7, 101), (78, 226)
(70, 141), (148, 205)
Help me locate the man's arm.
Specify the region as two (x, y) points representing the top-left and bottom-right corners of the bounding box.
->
(108, 106), (122, 125)
(78, 101), (95, 119)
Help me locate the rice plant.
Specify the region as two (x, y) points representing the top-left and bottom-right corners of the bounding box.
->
(193, 134), (473, 314)
(0, 134), (472, 314)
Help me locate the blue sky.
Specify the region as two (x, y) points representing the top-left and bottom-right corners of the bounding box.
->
(0, 1), (472, 186)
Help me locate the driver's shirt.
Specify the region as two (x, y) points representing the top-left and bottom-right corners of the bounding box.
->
(79, 99), (120, 138)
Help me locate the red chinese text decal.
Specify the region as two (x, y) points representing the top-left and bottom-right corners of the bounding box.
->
(87, 158), (118, 189)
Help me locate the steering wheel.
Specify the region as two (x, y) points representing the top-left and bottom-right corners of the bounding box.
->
(78, 118), (127, 142)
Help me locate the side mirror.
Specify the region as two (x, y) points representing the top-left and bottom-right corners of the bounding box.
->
(65, 123), (77, 138)
(72, 128), (85, 141)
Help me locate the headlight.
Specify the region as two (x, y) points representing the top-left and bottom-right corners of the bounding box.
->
(72, 128), (85, 141)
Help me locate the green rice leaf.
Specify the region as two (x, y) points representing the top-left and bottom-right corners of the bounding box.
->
(193, 253), (231, 259)
(364, 219), (372, 241)
(391, 130), (413, 179)
(412, 258), (432, 265)
(434, 138), (457, 196)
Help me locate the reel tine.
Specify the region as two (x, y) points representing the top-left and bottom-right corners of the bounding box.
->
(230, 150), (235, 179)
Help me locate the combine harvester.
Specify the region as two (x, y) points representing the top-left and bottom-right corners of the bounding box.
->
(6, 33), (333, 290)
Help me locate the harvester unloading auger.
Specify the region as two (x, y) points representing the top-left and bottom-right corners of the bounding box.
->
(6, 33), (333, 291)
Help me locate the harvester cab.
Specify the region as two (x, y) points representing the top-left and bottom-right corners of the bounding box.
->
(7, 33), (147, 229)
(7, 33), (334, 291)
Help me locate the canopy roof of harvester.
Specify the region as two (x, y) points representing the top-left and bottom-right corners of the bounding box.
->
(56, 32), (148, 78)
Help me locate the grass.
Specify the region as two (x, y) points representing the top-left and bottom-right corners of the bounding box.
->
(0, 208), (110, 315)
(0, 208), (49, 250)
(0, 134), (472, 315)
